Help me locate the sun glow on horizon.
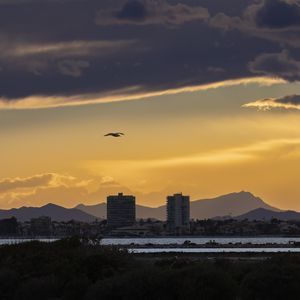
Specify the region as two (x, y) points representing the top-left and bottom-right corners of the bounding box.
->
(1, 80), (300, 210)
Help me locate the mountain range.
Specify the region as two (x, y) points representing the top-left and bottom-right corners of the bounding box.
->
(0, 191), (290, 222)
(0, 203), (96, 222)
(236, 208), (300, 221)
(77, 191), (279, 220)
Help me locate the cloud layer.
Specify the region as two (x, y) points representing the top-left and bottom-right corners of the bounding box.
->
(254, 0), (300, 29)
(96, 0), (209, 26)
(244, 94), (300, 110)
(0, 0), (299, 109)
(0, 172), (163, 209)
(249, 50), (300, 81)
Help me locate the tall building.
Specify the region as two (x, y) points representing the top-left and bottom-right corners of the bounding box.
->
(107, 193), (136, 228)
(167, 193), (190, 234)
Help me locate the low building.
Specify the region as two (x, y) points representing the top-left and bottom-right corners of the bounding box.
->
(110, 225), (152, 237)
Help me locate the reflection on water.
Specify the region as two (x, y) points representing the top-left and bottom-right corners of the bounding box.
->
(129, 248), (300, 254)
(102, 237), (300, 245)
(0, 238), (58, 245)
(2, 237), (300, 254)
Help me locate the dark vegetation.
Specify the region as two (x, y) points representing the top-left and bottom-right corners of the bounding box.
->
(1, 238), (300, 299)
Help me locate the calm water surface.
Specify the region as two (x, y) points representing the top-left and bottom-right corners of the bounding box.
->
(0, 238), (58, 245)
(101, 237), (300, 245)
(2, 237), (300, 251)
(129, 248), (300, 254)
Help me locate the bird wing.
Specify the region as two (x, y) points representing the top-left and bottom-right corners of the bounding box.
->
(104, 132), (124, 137)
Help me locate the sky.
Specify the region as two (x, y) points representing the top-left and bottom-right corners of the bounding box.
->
(1, 0), (300, 210)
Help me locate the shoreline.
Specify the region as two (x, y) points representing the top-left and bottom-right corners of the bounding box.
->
(1, 237), (300, 250)
(2, 234), (300, 239)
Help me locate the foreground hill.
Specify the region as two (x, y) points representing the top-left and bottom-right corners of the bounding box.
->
(236, 208), (300, 221)
(0, 203), (97, 222)
(77, 191), (279, 220)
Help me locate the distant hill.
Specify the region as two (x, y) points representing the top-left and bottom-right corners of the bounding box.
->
(236, 208), (300, 221)
(136, 205), (165, 220)
(0, 203), (97, 222)
(77, 191), (280, 220)
(76, 203), (165, 220)
(76, 203), (107, 219)
(190, 191), (279, 220)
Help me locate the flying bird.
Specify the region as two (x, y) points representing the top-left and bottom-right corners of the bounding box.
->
(104, 132), (125, 137)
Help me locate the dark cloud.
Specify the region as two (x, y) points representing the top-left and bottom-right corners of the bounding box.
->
(0, 0), (298, 109)
(244, 94), (300, 110)
(0, 0), (71, 3)
(254, 0), (300, 29)
(210, 0), (300, 47)
(117, 0), (148, 22)
(249, 50), (300, 81)
(277, 94), (300, 105)
(209, 12), (242, 30)
(57, 60), (90, 77)
(95, 0), (209, 26)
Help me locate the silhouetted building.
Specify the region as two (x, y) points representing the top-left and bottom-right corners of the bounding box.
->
(30, 216), (52, 236)
(0, 217), (18, 236)
(167, 193), (190, 234)
(107, 193), (136, 228)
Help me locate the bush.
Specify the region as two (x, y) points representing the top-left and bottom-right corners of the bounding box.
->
(1, 240), (300, 300)
(0, 268), (19, 300)
(14, 275), (60, 300)
(63, 275), (90, 300)
(179, 265), (238, 299)
(241, 256), (300, 300)
(85, 265), (237, 300)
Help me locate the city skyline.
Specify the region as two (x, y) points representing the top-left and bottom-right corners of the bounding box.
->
(0, 190), (291, 221)
(2, 0), (300, 211)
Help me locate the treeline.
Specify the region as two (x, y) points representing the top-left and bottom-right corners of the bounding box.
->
(1, 239), (300, 299)
(190, 218), (300, 236)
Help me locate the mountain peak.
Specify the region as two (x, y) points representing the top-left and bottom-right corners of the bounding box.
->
(237, 191), (253, 195)
(225, 191), (256, 198)
(42, 203), (63, 209)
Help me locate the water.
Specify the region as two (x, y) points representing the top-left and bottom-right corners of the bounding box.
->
(0, 238), (58, 245)
(129, 248), (300, 254)
(101, 237), (300, 246)
(2, 237), (300, 254)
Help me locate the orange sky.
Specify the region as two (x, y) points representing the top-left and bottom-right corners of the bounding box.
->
(1, 78), (300, 210)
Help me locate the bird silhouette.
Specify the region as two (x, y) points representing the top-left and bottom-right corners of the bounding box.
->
(104, 132), (125, 137)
